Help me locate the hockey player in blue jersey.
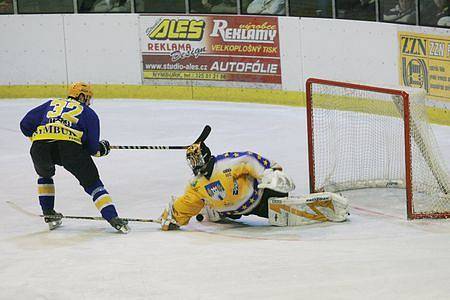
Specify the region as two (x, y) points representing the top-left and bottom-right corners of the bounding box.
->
(20, 82), (129, 233)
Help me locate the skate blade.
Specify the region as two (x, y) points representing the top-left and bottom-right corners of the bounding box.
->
(48, 220), (62, 230)
(117, 225), (130, 234)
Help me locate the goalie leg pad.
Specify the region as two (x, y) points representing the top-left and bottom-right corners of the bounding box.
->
(268, 192), (349, 226)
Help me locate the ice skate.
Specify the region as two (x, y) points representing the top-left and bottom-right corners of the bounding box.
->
(43, 210), (63, 230)
(109, 217), (130, 234)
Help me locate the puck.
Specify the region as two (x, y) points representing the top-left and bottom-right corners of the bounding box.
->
(196, 214), (204, 222)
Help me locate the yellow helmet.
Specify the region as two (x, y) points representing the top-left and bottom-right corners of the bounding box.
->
(68, 82), (93, 104)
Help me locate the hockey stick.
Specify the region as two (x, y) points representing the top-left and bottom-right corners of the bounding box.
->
(6, 201), (160, 223)
(110, 125), (212, 150)
(110, 145), (186, 150)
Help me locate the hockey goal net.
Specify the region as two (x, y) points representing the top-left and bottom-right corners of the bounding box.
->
(306, 78), (450, 219)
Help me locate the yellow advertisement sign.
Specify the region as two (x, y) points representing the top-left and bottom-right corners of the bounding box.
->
(399, 32), (450, 101)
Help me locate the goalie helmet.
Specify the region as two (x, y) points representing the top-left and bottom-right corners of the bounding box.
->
(186, 142), (211, 176)
(68, 82), (93, 106)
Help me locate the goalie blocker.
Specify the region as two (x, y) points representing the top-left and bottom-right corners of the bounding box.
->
(268, 192), (349, 226)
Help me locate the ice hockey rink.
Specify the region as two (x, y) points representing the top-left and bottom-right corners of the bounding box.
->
(1, 98), (450, 300)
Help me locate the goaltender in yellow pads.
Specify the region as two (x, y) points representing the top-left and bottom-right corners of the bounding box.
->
(158, 142), (349, 230)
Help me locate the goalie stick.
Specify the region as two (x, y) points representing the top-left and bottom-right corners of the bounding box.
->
(6, 201), (160, 223)
(110, 125), (212, 150)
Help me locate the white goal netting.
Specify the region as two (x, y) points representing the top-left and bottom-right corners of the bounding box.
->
(307, 79), (450, 219)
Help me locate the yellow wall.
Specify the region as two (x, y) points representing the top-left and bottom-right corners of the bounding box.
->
(1, 84), (448, 126)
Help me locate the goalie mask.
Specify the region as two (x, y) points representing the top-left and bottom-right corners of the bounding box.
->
(68, 82), (93, 106)
(186, 142), (211, 176)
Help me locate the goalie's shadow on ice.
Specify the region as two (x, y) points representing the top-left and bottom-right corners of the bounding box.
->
(187, 214), (351, 241)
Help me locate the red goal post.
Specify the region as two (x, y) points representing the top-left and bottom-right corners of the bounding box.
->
(306, 78), (450, 219)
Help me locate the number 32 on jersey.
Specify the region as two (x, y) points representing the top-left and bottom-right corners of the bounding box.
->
(46, 99), (83, 124)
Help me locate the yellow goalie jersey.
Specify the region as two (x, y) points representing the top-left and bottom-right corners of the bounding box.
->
(172, 151), (279, 225)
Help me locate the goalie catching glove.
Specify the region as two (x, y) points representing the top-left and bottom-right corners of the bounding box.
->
(258, 168), (296, 193)
(158, 197), (180, 231)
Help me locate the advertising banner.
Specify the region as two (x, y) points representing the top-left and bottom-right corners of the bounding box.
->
(399, 32), (450, 101)
(140, 15), (281, 85)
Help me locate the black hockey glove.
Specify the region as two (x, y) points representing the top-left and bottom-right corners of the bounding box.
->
(98, 140), (111, 157)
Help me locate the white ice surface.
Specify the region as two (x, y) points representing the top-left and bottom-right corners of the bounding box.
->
(1, 99), (450, 300)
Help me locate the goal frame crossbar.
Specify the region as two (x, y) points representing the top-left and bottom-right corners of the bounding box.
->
(306, 78), (449, 219)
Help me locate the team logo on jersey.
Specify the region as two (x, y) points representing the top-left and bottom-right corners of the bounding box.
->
(205, 181), (226, 201)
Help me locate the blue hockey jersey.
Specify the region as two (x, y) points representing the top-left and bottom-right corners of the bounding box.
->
(20, 98), (101, 155)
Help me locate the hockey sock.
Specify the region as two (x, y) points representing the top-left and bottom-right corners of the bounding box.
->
(38, 177), (55, 213)
(84, 179), (118, 221)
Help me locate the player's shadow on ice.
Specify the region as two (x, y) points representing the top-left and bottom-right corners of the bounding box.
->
(5, 225), (129, 249)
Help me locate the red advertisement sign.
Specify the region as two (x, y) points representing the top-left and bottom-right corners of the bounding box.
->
(141, 15), (281, 84)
